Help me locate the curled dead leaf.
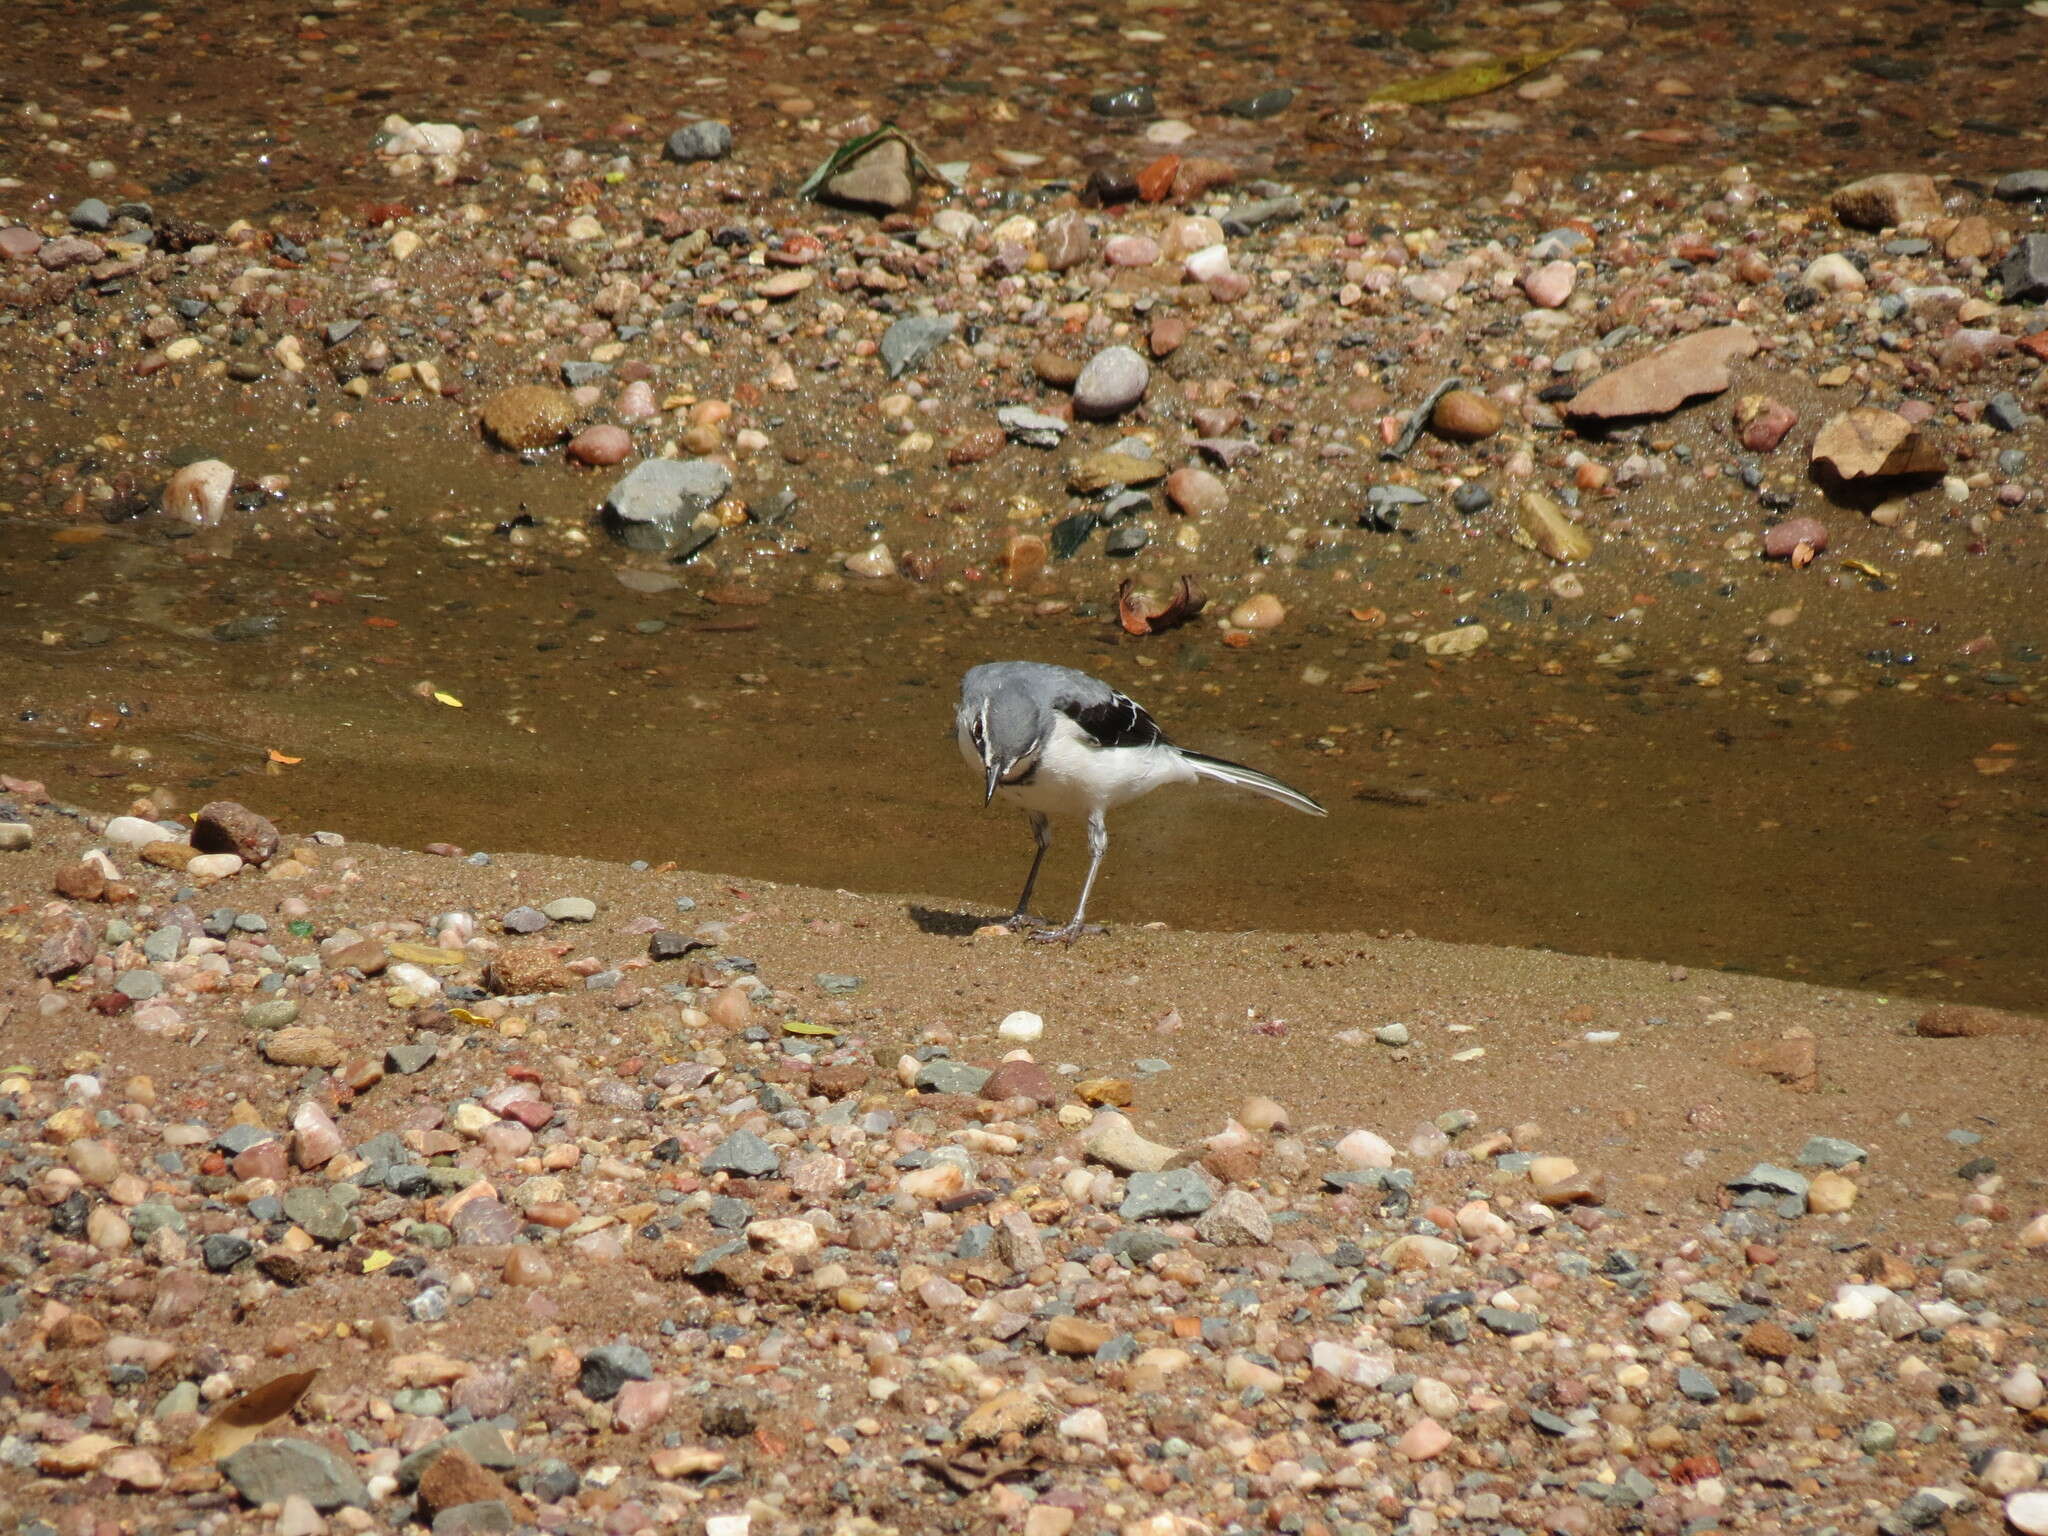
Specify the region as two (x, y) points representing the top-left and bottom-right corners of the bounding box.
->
(1116, 575), (1207, 636)
(180, 1369), (318, 1467)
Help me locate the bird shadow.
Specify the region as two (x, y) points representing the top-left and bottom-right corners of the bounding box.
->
(906, 903), (992, 937)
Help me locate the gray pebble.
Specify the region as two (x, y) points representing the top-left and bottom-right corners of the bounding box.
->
(666, 121), (734, 163)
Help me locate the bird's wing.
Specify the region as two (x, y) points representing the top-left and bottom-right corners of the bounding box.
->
(1054, 684), (1169, 750)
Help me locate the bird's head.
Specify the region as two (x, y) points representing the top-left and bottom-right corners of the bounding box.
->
(962, 685), (1045, 805)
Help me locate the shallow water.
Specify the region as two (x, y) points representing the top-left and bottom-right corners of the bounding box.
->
(3, 424), (2042, 1010)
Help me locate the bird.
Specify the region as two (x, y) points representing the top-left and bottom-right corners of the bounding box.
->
(956, 660), (1326, 942)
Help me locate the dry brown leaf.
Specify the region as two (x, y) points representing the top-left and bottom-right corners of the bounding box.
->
(1116, 575), (1207, 636)
(181, 1369), (318, 1466)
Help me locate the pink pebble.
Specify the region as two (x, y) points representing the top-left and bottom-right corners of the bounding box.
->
(1523, 259), (1577, 309)
(0, 226), (43, 261)
(1738, 399), (1799, 453)
(1763, 517), (1829, 559)
(615, 379), (658, 420)
(568, 424), (633, 466)
(1896, 399), (1937, 426)
(612, 1378), (673, 1433)
(1205, 271), (1251, 303)
(480, 1120), (534, 1160)
(1103, 235), (1160, 267)
(1397, 1417), (1453, 1460)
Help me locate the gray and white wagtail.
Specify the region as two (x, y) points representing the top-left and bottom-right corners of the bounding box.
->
(956, 661), (1326, 942)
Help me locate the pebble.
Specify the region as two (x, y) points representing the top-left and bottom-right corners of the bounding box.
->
(1522, 260), (1576, 308)
(1164, 466), (1226, 516)
(880, 314), (955, 379)
(1228, 593), (1286, 630)
(1431, 389), (1504, 440)
(997, 1010), (1043, 1041)
(162, 459), (235, 526)
(479, 385), (577, 451)
(1567, 325), (1759, 421)
(601, 458), (732, 552)
(567, 425), (633, 466)
(1762, 517), (1829, 559)
(1072, 346), (1150, 418)
(1830, 173), (1943, 229)
(665, 121), (733, 162)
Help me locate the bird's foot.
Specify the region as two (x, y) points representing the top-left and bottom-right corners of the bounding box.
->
(1002, 911), (1051, 932)
(1027, 920), (1105, 946)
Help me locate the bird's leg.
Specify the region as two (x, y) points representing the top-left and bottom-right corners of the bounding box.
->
(1032, 810), (1108, 944)
(1003, 812), (1053, 930)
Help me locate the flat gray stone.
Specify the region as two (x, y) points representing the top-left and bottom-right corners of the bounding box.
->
(997, 405), (1068, 446)
(1676, 1366), (1720, 1403)
(881, 314), (955, 379)
(702, 1128), (780, 1179)
(283, 1187), (358, 1245)
(1120, 1167), (1214, 1221)
(600, 459), (732, 553)
(1993, 170), (2048, 202)
(1796, 1136), (1867, 1168)
(115, 969), (163, 1000)
(915, 1059), (991, 1095)
(1726, 1163), (1809, 1197)
(220, 1439), (367, 1510)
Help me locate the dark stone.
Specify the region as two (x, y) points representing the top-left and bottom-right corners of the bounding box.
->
(1089, 86), (1155, 118)
(1998, 233), (2048, 303)
(203, 1233), (255, 1272)
(579, 1343), (653, 1401)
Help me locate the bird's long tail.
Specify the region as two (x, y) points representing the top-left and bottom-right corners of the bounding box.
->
(1181, 750), (1327, 817)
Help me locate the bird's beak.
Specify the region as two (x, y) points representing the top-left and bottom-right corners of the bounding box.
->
(984, 758), (1002, 807)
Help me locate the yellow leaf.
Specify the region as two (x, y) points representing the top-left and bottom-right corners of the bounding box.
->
(362, 1249), (395, 1273)
(181, 1370), (318, 1467)
(782, 1019), (839, 1036)
(267, 749), (303, 765)
(1368, 45), (1571, 104)
(433, 691), (464, 708)
(448, 1007), (490, 1026)
(383, 942), (465, 968)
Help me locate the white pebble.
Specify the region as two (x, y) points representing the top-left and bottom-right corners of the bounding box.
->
(103, 815), (168, 848)
(185, 853), (243, 880)
(997, 1010), (1044, 1042)
(1333, 1129), (1394, 1169)
(2007, 1491), (2048, 1536)
(1642, 1301), (1691, 1339)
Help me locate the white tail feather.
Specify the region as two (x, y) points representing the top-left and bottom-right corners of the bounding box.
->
(1183, 751), (1327, 817)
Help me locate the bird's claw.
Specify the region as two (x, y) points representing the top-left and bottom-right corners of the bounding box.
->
(1027, 921), (1104, 945)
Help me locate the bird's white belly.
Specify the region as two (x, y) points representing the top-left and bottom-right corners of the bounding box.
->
(984, 716), (1195, 819)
